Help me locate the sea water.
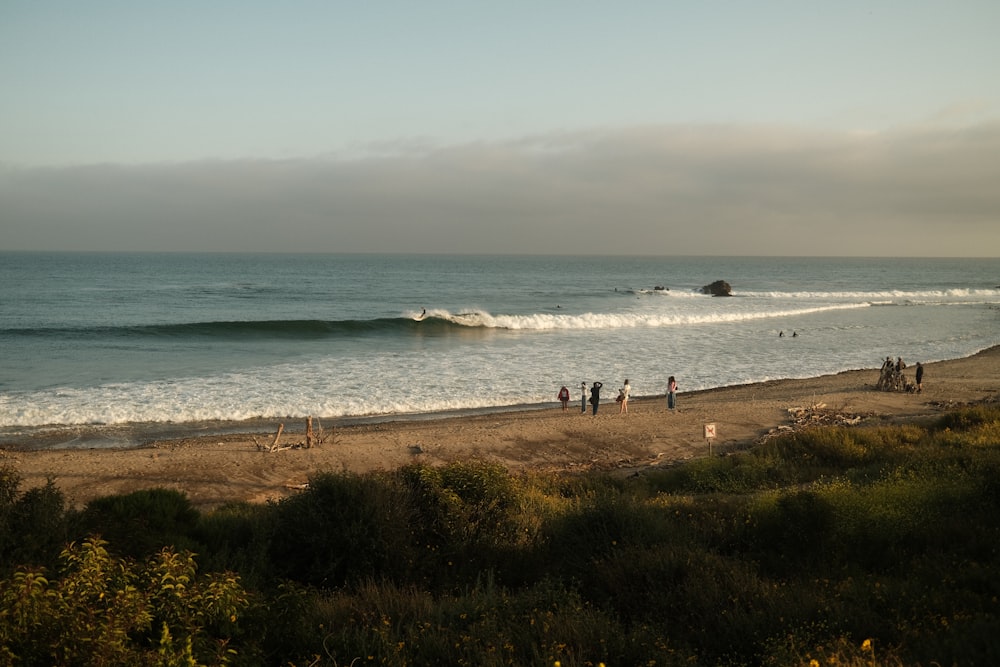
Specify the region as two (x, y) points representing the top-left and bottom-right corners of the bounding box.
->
(1, 253), (997, 447)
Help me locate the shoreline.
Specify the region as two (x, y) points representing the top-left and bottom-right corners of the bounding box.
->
(3, 346), (998, 511)
(0, 403), (565, 452)
(5, 345), (997, 452)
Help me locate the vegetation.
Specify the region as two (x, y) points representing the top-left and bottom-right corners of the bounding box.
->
(2, 404), (999, 666)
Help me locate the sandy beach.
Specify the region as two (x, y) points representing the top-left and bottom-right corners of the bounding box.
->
(4, 347), (999, 512)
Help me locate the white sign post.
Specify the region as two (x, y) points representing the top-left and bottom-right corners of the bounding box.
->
(704, 423), (716, 456)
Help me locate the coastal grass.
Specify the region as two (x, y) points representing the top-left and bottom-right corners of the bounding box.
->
(2, 404), (999, 665)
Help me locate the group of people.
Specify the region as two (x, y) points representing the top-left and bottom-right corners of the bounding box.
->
(557, 376), (679, 415)
(877, 356), (924, 393)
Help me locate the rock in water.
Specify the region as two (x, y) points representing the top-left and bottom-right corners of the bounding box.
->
(700, 280), (732, 297)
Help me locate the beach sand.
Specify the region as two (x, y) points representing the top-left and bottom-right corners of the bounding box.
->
(4, 347), (999, 511)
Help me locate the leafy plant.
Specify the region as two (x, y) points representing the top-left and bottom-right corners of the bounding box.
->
(0, 537), (248, 666)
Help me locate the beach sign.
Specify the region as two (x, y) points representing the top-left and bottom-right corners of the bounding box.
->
(704, 423), (716, 455)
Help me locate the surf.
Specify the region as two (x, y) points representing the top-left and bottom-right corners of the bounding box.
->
(415, 303), (873, 331)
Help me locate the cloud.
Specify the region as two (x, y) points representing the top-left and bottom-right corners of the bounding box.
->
(2, 122), (998, 256)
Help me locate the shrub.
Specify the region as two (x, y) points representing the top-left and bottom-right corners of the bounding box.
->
(0, 536), (248, 666)
(646, 452), (791, 494)
(934, 404), (1000, 432)
(74, 488), (202, 559)
(4, 405), (1000, 665)
(0, 471), (68, 576)
(193, 501), (276, 588)
(399, 461), (536, 584)
(750, 489), (837, 573)
(400, 461), (524, 546)
(267, 471), (418, 588)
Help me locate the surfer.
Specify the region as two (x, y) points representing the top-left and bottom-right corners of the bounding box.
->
(419, 308), (426, 320)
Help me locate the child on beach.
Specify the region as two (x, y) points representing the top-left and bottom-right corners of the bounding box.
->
(667, 376), (678, 410)
(558, 386), (570, 411)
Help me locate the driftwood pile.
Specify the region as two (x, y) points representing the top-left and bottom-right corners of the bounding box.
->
(757, 403), (866, 443)
(252, 416), (336, 452)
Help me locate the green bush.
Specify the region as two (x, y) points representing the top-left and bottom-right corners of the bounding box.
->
(193, 501), (276, 590)
(74, 488), (202, 559)
(0, 467), (69, 576)
(267, 471), (418, 588)
(399, 461), (540, 586)
(935, 404), (1000, 432)
(540, 486), (676, 582)
(0, 537), (248, 666)
(750, 489), (837, 573)
(3, 404), (999, 665)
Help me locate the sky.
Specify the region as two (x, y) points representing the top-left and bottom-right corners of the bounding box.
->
(2, 1), (999, 256)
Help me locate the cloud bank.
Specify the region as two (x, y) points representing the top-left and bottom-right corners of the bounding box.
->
(3, 123), (998, 256)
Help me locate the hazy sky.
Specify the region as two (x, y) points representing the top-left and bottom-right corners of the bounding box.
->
(2, 1), (998, 256)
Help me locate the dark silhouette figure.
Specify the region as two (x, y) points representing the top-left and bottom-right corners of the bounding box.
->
(589, 381), (603, 415)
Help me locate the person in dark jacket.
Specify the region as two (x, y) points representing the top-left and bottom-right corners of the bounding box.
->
(589, 381), (603, 416)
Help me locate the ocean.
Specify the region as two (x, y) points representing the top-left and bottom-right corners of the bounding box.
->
(1, 253), (997, 448)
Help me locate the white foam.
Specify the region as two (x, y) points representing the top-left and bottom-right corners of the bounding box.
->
(2, 294), (996, 430)
(5, 255), (997, 436)
(741, 288), (1000, 301)
(440, 303), (871, 330)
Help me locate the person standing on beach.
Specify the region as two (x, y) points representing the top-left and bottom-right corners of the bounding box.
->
(618, 379), (631, 414)
(915, 362), (924, 393)
(580, 382), (588, 413)
(558, 386), (570, 411)
(667, 376), (678, 410)
(590, 381), (603, 415)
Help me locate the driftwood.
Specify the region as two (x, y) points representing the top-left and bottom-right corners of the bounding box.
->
(253, 416), (336, 452)
(314, 418), (336, 446)
(757, 403), (868, 444)
(252, 423), (285, 452)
